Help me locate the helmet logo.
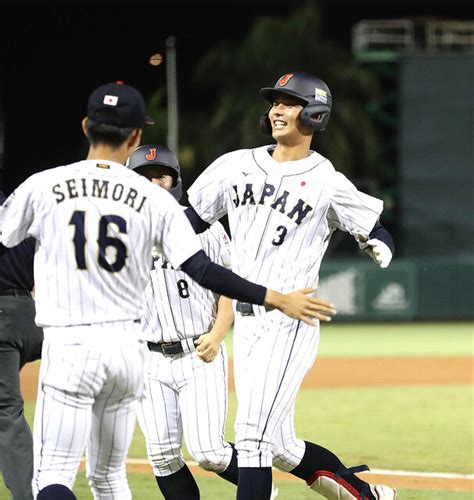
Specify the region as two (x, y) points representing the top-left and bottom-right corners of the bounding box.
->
(314, 88), (328, 104)
(145, 148), (157, 161)
(277, 73), (294, 87)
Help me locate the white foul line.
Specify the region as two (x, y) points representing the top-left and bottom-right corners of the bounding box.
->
(365, 469), (474, 480)
(124, 458), (474, 480)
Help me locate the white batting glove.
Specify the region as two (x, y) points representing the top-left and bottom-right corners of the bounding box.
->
(364, 238), (392, 268)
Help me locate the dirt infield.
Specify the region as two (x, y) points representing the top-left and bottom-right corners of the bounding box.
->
(20, 356), (473, 400)
(20, 357), (473, 492)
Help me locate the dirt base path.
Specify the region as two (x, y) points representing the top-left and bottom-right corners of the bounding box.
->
(296, 356), (473, 388)
(21, 356), (473, 493)
(21, 356), (473, 400)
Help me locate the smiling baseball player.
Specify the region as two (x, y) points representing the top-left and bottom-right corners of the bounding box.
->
(186, 72), (396, 500)
(127, 145), (239, 498)
(0, 80), (336, 500)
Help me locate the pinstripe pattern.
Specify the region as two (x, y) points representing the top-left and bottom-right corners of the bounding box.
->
(232, 312), (320, 468)
(33, 321), (145, 498)
(142, 219), (231, 342)
(137, 220), (234, 476)
(188, 144), (384, 469)
(188, 146), (382, 293)
(0, 159), (204, 497)
(137, 325), (233, 476)
(1, 160), (202, 327)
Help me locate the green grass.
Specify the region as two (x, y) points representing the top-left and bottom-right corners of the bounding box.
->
(291, 385), (473, 474)
(317, 321), (474, 357)
(95, 384), (474, 474)
(68, 472), (474, 499)
(2, 322), (472, 498)
(23, 382), (472, 475)
(224, 321), (474, 358)
(9, 471), (474, 499)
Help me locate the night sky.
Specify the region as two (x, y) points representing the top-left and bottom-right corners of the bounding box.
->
(1, 0), (472, 193)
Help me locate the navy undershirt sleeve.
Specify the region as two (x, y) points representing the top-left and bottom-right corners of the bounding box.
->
(369, 221), (395, 255)
(181, 250), (266, 305)
(184, 206), (211, 234)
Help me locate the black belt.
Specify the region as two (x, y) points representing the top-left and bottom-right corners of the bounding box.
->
(147, 337), (200, 357)
(0, 289), (31, 297)
(236, 301), (255, 316)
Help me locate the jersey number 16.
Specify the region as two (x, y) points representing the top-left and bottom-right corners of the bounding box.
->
(70, 211), (127, 272)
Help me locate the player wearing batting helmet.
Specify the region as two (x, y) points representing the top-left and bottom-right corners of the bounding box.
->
(185, 71), (396, 500)
(127, 145), (241, 498)
(126, 144), (183, 201)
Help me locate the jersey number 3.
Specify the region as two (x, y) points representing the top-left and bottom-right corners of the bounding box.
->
(70, 211), (127, 272)
(272, 225), (288, 246)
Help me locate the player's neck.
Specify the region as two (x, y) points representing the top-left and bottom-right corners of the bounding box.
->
(86, 145), (129, 165)
(272, 142), (311, 163)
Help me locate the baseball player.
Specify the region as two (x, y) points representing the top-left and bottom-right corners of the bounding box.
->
(127, 145), (239, 499)
(186, 72), (397, 500)
(0, 80), (335, 500)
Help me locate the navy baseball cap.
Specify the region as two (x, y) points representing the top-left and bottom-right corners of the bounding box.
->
(87, 81), (155, 128)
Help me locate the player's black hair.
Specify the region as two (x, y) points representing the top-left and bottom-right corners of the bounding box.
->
(86, 110), (134, 149)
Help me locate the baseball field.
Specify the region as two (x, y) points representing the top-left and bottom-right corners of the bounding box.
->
(2, 321), (472, 499)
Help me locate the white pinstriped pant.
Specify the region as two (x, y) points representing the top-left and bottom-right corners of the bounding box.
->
(33, 321), (145, 499)
(136, 344), (233, 477)
(233, 310), (320, 469)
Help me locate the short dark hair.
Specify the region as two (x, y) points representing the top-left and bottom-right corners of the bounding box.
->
(86, 111), (134, 149)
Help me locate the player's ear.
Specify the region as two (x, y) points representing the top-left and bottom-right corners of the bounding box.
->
(81, 117), (90, 138)
(128, 129), (142, 150)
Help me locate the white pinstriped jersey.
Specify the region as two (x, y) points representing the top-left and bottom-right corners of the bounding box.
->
(142, 218), (231, 343)
(0, 160), (202, 327)
(188, 145), (383, 294)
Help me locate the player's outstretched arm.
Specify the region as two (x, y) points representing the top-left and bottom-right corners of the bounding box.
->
(181, 252), (336, 325)
(264, 288), (337, 326)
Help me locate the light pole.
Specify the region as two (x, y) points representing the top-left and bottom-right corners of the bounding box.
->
(166, 36), (178, 154)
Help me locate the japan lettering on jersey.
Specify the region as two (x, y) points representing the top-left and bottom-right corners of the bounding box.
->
(188, 145), (383, 293)
(142, 219), (231, 342)
(0, 160), (202, 327)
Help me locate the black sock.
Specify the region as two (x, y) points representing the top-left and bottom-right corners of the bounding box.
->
(291, 441), (375, 500)
(37, 484), (77, 499)
(155, 465), (200, 499)
(237, 467), (272, 500)
(217, 443), (239, 484)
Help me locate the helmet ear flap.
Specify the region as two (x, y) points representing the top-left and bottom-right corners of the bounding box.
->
(170, 177), (182, 201)
(300, 104), (331, 132)
(260, 110), (272, 135)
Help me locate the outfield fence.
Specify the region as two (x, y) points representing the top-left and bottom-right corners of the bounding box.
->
(318, 256), (474, 321)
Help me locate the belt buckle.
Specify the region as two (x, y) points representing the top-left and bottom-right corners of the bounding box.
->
(161, 342), (181, 357)
(237, 302), (254, 316)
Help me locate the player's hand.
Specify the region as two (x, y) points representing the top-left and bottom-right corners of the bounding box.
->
(364, 238), (392, 268)
(265, 288), (337, 326)
(194, 333), (221, 363)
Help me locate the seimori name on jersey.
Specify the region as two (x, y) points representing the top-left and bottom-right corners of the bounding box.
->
(232, 182), (313, 225)
(52, 177), (147, 213)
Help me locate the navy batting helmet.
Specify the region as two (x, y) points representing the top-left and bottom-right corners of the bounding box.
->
(127, 145), (182, 201)
(259, 72), (332, 134)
